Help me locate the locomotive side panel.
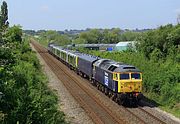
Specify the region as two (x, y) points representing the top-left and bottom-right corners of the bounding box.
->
(94, 67), (117, 92)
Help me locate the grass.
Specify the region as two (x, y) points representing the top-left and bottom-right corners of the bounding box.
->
(34, 36), (49, 48)
(160, 105), (180, 118)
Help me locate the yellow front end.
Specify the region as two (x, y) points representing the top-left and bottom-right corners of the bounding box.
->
(75, 56), (78, 68)
(113, 72), (142, 93)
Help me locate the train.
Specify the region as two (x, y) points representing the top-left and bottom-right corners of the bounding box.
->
(48, 43), (143, 105)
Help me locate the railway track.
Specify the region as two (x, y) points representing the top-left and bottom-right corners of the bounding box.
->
(138, 106), (166, 124)
(31, 41), (168, 124)
(124, 106), (166, 124)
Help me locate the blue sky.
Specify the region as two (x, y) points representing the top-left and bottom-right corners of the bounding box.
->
(3, 0), (180, 30)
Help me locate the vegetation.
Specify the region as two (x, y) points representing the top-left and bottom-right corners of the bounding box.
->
(77, 24), (180, 117)
(0, 1), (66, 123)
(73, 28), (141, 44)
(36, 30), (72, 47)
(35, 28), (141, 47)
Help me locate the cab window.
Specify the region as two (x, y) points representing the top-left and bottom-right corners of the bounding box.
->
(113, 73), (119, 80)
(131, 73), (141, 79)
(120, 74), (129, 80)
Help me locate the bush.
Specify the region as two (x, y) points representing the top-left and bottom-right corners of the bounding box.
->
(0, 26), (67, 123)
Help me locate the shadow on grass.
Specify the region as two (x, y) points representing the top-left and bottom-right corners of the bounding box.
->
(123, 95), (161, 108)
(139, 95), (161, 107)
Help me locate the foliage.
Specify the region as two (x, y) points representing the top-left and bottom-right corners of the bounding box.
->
(36, 28), (141, 47)
(37, 30), (72, 47)
(0, 27), (67, 124)
(73, 28), (140, 44)
(0, 1), (67, 123)
(0, 1), (8, 42)
(0, 1), (8, 32)
(6, 25), (22, 43)
(136, 24), (180, 61)
(79, 49), (180, 116)
(78, 24), (180, 117)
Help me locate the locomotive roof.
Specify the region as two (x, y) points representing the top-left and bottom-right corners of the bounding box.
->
(94, 59), (141, 73)
(76, 53), (99, 62)
(114, 64), (141, 73)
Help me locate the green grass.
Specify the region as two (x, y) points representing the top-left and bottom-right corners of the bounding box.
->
(144, 92), (180, 118)
(34, 36), (49, 48)
(38, 39), (48, 48)
(160, 106), (180, 118)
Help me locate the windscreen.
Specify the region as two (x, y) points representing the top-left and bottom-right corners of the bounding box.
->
(131, 73), (141, 79)
(120, 74), (130, 80)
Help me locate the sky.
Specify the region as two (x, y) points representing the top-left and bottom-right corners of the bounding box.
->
(2, 0), (180, 30)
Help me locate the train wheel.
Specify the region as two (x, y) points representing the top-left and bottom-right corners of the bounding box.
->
(76, 70), (80, 75)
(101, 86), (105, 93)
(108, 91), (112, 98)
(80, 73), (83, 77)
(97, 84), (100, 90)
(99, 84), (102, 91)
(115, 97), (118, 103)
(111, 93), (116, 101)
(117, 99), (124, 105)
(105, 88), (109, 95)
(92, 80), (96, 86)
(89, 77), (92, 81)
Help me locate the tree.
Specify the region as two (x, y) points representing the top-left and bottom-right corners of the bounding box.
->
(78, 29), (102, 44)
(0, 1), (9, 42)
(6, 25), (22, 43)
(0, 1), (8, 31)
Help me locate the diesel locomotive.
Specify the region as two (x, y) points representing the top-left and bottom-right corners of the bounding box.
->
(48, 43), (143, 105)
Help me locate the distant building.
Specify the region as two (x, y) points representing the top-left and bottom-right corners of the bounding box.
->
(67, 41), (135, 51)
(114, 41), (135, 51)
(71, 44), (116, 51)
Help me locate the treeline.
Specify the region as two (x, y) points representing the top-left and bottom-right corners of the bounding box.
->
(79, 24), (180, 116)
(35, 28), (142, 47)
(0, 1), (66, 123)
(24, 28), (149, 37)
(73, 28), (141, 44)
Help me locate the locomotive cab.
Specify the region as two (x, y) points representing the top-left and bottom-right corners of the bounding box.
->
(113, 66), (143, 103)
(93, 59), (143, 105)
(113, 72), (143, 102)
(118, 72), (142, 93)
